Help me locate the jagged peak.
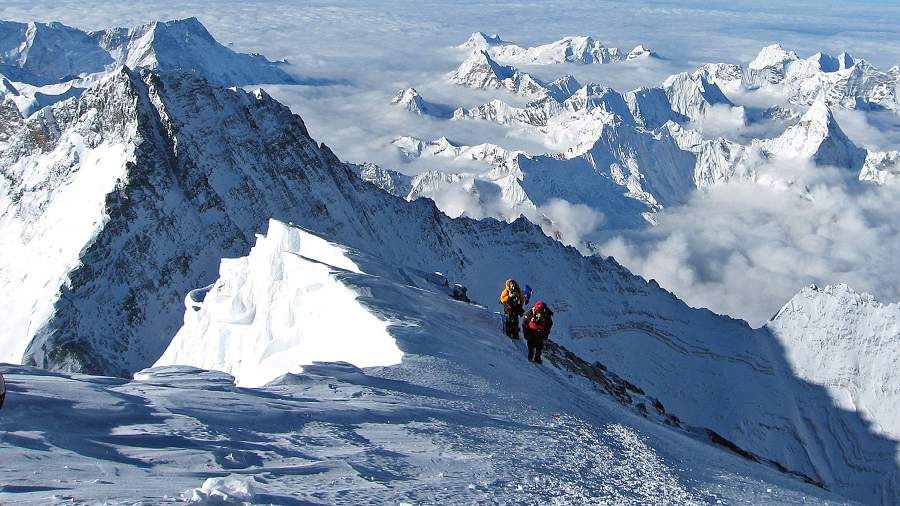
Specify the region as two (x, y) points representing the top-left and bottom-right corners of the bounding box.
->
(749, 43), (799, 70)
(777, 282), (889, 317)
(458, 31), (504, 49)
(627, 44), (654, 59)
(433, 136), (457, 148)
(391, 87), (420, 103)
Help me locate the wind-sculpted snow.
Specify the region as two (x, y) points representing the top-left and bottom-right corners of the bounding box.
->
(458, 32), (655, 65)
(0, 18), (295, 88)
(156, 220), (403, 387)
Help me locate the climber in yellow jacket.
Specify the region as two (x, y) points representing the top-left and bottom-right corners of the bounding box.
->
(499, 279), (528, 339)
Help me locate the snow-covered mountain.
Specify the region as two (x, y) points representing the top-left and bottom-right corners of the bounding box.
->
(389, 87), (452, 118)
(701, 43), (900, 112)
(768, 284), (900, 442)
(392, 135), (520, 166)
(458, 31), (655, 65)
(452, 68), (737, 153)
(0, 17), (295, 91)
(755, 97), (867, 169)
(861, 150), (900, 184)
(450, 50), (555, 99)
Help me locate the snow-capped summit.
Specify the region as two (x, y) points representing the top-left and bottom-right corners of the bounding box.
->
(758, 97), (866, 169)
(470, 33), (657, 66)
(389, 87), (452, 117)
(391, 87), (423, 110)
(739, 44), (899, 111)
(661, 71), (734, 120)
(93, 17), (297, 85)
(0, 18), (296, 87)
(391, 135), (519, 166)
(457, 31), (504, 50)
(450, 50), (549, 99)
(0, 20), (114, 84)
(749, 43), (799, 71)
(808, 51), (855, 73)
(626, 44), (655, 60)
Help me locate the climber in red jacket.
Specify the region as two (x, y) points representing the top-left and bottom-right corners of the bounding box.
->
(522, 301), (553, 364)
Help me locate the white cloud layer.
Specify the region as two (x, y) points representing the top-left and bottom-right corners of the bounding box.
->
(601, 161), (900, 326)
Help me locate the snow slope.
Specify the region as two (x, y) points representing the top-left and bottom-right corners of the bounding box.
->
(147, 219), (900, 505)
(0, 298), (851, 506)
(768, 284), (900, 441)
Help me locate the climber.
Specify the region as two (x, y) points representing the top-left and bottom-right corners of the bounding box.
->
(522, 301), (554, 364)
(0, 372), (5, 410)
(499, 279), (526, 339)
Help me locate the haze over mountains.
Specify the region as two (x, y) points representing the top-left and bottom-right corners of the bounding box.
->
(0, 9), (899, 506)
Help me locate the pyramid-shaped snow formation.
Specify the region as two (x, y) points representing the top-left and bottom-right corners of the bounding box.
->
(458, 31), (504, 50)
(757, 98), (867, 169)
(389, 87), (452, 118)
(451, 50), (550, 99)
(0, 17), (296, 86)
(157, 220), (403, 387)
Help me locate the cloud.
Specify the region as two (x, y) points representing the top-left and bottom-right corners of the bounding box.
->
(833, 108), (900, 152)
(538, 199), (605, 249)
(600, 160), (900, 326)
(687, 103), (748, 140)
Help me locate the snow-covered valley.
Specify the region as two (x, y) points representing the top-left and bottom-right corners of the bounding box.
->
(1, 5), (900, 505)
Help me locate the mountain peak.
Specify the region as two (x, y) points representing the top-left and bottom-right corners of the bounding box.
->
(627, 44), (654, 59)
(389, 87), (452, 118)
(458, 31), (504, 50)
(749, 43), (799, 70)
(759, 97), (866, 168)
